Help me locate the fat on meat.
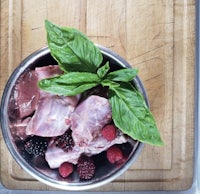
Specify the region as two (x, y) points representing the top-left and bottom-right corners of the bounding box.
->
(70, 95), (112, 146)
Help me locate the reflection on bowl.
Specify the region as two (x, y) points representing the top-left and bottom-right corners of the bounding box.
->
(0, 46), (147, 190)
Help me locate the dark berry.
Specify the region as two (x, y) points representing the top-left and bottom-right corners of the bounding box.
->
(24, 136), (49, 157)
(59, 162), (73, 178)
(20, 148), (33, 163)
(77, 155), (95, 180)
(54, 130), (74, 152)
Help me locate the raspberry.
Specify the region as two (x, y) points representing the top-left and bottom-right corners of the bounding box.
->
(59, 162), (73, 178)
(101, 124), (116, 141)
(106, 145), (123, 164)
(77, 155), (95, 180)
(24, 136), (49, 156)
(54, 129), (74, 152)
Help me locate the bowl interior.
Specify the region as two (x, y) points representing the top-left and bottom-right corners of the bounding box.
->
(0, 46), (145, 190)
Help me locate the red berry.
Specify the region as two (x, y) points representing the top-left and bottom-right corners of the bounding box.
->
(106, 145), (123, 164)
(59, 162), (73, 178)
(101, 124), (116, 141)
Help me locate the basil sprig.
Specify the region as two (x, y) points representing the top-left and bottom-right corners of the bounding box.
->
(39, 20), (164, 146)
(45, 20), (103, 73)
(39, 72), (100, 96)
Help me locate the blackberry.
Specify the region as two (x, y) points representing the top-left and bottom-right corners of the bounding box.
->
(77, 155), (95, 180)
(54, 129), (74, 152)
(21, 149), (33, 163)
(24, 136), (49, 157)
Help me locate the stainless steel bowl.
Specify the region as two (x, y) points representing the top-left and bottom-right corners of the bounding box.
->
(0, 46), (147, 190)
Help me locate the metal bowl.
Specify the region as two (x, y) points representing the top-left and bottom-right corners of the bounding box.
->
(0, 46), (147, 190)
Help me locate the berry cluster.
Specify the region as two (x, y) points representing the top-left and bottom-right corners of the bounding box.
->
(58, 155), (96, 180)
(77, 155), (95, 180)
(21, 126), (126, 181)
(24, 136), (49, 157)
(53, 129), (74, 152)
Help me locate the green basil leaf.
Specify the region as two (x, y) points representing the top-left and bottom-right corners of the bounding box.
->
(109, 82), (164, 146)
(38, 81), (98, 96)
(45, 20), (103, 73)
(101, 79), (120, 88)
(40, 72), (100, 84)
(97, 62), (110, 78)
(106, 68), (138, 82)
(38, 72), (100, 96)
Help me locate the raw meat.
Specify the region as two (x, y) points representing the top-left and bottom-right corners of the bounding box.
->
(35, 65), (63, 98)
(24, 65), (79, 137)
(10, 117), (31, 141)
(70, 95), (112, 146)
(45, 96), (127, 169)
(45, 132), (127, 168)
(85, 135), (127, 156)
(45, 144), (83, 168)
(8, 65), (62, 119)
(26, 95), (78, 137)
(10, 70), (39, 119)
(35, 65), (63, 80)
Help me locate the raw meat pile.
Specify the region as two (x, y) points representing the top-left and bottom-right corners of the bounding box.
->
(8, 65), (131, 180)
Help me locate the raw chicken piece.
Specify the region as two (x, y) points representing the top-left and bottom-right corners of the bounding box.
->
(70, 95), (112, 146)
(10, 117), (31, 141)
(35, 65), (63, 80)
(25, 65), (79, 137)
(45, 132), (127, 168)
(85, 135), (127, 156)
(45, 144), (83, 168)
(8, 65), (62, 119)
(26, 95), (78, 137)
(45, 96), (127, 169)
(35, 65), (63, 98)
(10, 70), (39, 119)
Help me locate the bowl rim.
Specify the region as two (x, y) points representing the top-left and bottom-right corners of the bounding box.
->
(0, 46), (146, 190)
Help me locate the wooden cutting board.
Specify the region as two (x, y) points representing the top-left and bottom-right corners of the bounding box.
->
(0, 0), (195, 191)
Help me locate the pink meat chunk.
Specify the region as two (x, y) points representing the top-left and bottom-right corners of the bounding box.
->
(45, 144), (83, 168)
(25, 65), (79, 137)
(70, 95), (112, 146)
(9, 65), (62, 120)
(26, 95), (79, 137)
(45, 131), (127, 168)
(12, 70), (39, 119)
(85, 134), (127, 156)
(35, 65), (63, 80)
(35, 65), (63, 98)
(10, 117), (31, 141)
(45, 95), (127, 169)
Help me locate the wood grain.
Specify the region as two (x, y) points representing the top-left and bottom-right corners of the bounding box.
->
(0, 0), (195, 191)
